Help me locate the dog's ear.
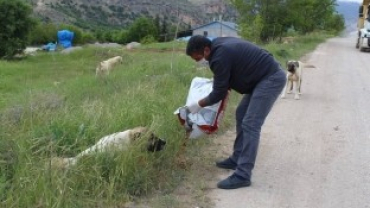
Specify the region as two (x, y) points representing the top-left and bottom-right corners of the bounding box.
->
(132, 132), (142, 141)
(130, 126), (148, 141)
(294, 61), (300, 68)
(150, 133), (155, 143)
(146, 133), (167, 152)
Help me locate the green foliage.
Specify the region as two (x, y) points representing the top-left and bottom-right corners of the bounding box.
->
(81, 32), (97, 44)
(127, 17), (159, 43)
(266, 31), (332, 64)
(231, 0), (345, 42)
(114, 30), (130, 44)
(0, 43), (200, 207)
(160, 16), (169, 42)
(0, 0), (36, 58)
(90, 16), (169, 44)
(29, 22), (97, 46)
(240, 14), (264, 43)
(0, 137), (17, 199)
(286, 26), (299, 37)
(324, 13), (346, 35)
(154, 15), (161, 40)
(29, 23), (59, 45)
(61, 15), (171, 45)
(0, 32), (331, 207)
(140, 35), (157, 44)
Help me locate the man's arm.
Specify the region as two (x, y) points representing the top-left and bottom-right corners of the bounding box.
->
(202, 55), (231, 107)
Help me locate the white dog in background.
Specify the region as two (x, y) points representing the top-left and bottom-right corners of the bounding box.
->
(50, 126), (166, 169)
(95, 56), (123, 76)
(281, 60), (315, 100)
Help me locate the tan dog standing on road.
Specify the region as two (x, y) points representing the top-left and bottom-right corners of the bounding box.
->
(96, 56), (123, 76)
(281, 60), (315, 100)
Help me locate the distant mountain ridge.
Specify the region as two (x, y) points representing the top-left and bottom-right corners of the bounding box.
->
(336, 0), (360, 32)
(23, 0), (237, 30)
(23, 0), (357, 33)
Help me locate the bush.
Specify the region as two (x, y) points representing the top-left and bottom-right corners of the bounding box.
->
(140, 35), (156, 44)
(0, 0), (36, 58)
(29, 23), (58, 45)
(114, 30), (129, 44)
(81, 32), (97, 44)
(127, 17), (158, 43)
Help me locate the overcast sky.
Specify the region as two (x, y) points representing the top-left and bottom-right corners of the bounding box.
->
(338, 0), (362, 3)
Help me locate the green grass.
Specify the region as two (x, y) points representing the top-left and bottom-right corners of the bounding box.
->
(0, 32), (333, 207)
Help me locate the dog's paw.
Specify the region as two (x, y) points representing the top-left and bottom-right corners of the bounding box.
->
(287, 91), (292, 94)
(280, 95), (286, 99)
(294, 95), (300, 100)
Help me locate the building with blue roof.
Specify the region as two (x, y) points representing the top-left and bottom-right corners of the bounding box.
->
(191, 20), (240, 38)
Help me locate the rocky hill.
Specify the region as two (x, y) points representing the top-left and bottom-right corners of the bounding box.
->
(24, 0), (237, 30)
(23, 0), (357, 34)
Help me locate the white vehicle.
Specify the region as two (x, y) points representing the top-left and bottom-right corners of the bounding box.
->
(356, 0), (370, 51)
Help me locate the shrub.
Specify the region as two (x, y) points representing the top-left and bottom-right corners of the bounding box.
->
(29, 23), (58, 45)
(141, 35), (156, 44)
(0, 0), (36, 58)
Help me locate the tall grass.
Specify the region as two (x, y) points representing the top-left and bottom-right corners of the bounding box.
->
(0, 32), (332, 207)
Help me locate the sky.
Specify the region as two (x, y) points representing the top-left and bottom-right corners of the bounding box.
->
(338, 0), (362, 2)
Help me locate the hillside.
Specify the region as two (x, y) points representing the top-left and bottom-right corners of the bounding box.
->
(24, 0), (237, 30)
(20, 0), (358, 37)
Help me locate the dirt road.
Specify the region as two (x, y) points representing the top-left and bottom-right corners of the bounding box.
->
(208, 33), (370, 208)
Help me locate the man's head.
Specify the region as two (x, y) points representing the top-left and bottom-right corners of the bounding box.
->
(186, 35), (212, 62)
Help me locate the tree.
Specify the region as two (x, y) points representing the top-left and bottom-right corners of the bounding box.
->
(160, 16), (169, 42)
(231, 0), (289, 42)
(127, 17), (157, 43)
(324, 13), (345, 34)
(240, 14), (264, 43)
(0, 0), (36, 58)
(154, 15), (161, 41)
(29, 23), (58, 45)
(231, 0), (343, 42)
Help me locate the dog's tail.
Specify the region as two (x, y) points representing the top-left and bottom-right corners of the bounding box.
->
(300, 62), (316, 69)
(304, 64), (316, 68)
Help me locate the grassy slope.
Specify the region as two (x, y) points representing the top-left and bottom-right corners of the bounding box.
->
(0, 32), (332, 207)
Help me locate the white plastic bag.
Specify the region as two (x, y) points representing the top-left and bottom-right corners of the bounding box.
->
(174, 77), (229, 139)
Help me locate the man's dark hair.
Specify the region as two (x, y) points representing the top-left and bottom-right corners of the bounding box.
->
(186, 35), (212, 56)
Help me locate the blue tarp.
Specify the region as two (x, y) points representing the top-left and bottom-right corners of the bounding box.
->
(57, 30), (74, 49)
(42, 42), (57, 51)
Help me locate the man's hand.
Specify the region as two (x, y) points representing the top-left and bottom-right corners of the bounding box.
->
(187, 101), (202, 114)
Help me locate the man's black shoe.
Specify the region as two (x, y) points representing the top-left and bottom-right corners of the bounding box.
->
(215, 158), (237, 170)
(217, 174), (251, 189)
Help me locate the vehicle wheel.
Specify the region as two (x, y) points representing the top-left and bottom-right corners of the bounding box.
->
(359, 38), (364, 51)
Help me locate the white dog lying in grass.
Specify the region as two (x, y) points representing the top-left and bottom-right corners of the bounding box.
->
(50, 126), (166, 169)
(95, 56), (123, 76)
